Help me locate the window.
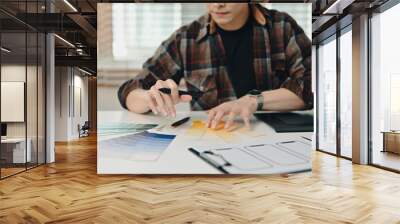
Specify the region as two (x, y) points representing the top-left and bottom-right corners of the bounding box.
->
(316, 25), (353, 159)
(317, 36), (337, 155)
(111, 3), (205, 69)
(339, 28), (352, 158)
(263, 3), (312, 38)
(0, 1), (47, 179)
(370, 3), (400, 171)
(109, 3), (311, 70)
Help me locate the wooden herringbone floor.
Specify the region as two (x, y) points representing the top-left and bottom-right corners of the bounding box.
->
(1, 135), (400, 224)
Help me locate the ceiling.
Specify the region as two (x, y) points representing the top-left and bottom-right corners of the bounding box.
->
(1, 0), (97, 73)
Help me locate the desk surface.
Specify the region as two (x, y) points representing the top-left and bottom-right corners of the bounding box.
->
(98, 110), (313, 174)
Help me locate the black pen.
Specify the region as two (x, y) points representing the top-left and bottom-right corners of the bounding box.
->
(158, 88), (203, 99)
(280, 141), (295, 144)
(188, 148), (229, 174)
(171, 116), (190, 127)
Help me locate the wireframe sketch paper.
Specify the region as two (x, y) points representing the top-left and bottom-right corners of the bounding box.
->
(189, 140), (311, 174)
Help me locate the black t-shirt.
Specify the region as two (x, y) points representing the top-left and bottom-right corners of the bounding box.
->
(217, 17), (256, 98)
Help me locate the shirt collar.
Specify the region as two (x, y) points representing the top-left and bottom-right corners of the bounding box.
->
(196, 4), (267, 42)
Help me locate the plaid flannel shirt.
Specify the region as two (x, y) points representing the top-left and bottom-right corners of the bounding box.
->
(118, 4), (312, 111)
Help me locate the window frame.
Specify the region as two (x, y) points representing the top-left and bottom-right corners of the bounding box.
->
(315, 23), (353, 161)
(367, 0), (400, 173)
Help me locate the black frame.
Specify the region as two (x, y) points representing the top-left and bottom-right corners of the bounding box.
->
(315, 33), (340, 157)
(315, 23), (353, 161)
(338, 24), (353, 160)
(315, 0), (400, 173)
(0, 0), (47, 180)
(367, 0), (400, 173)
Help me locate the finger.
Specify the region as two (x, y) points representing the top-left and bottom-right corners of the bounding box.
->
(180, 95), (192, 102)
(211, 110), (225, 129)
(150, 85), (166, 116)
(161, 93), (175, 117)
(147, 91), (158, 115)
(241, 110), (251, 129)
(243, 116), (251, 129)
(166, 79), (179, 104)
(206, 109), (216, 128)
(148, 87), (160, 114)
(224, 111), (236, 129)
(155, 80), (170, 116)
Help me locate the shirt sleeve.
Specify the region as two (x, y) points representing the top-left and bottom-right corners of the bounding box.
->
(280, 14), (313, 109)
(117, 31), (184, 109)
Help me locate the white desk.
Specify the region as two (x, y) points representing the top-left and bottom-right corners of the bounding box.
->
(98, 111), (313, 174)
(1, 138), (32, 163)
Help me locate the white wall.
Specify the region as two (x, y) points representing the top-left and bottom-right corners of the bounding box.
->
(1, 65), (31, 138)
(55, 66), (69, 141)
(54, 67), (89, 141)
(72, 74), (89, 138)
(1, 64), (47, 163)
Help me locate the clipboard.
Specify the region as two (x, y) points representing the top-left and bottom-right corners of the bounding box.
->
(188, 139), (311, 174)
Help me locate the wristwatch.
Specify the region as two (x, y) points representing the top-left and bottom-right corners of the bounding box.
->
(247, 89), (264, 111)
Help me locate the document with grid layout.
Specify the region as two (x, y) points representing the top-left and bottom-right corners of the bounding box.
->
(189, 140), (311, 174)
